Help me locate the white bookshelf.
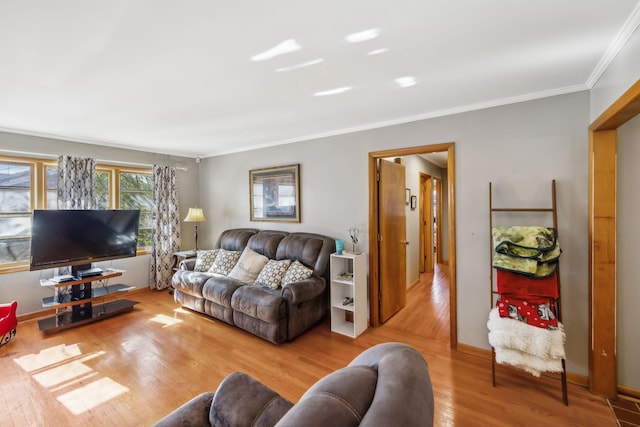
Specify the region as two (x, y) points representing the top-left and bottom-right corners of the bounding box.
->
(330, 252), (367, 338)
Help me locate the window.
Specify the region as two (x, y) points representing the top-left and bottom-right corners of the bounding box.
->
(45, 166), (58, 209)
(95, 170), (111, 209)
(0, 155), (153, 273)
(118, 171), (153, 250)
(0, 161), (33, 268)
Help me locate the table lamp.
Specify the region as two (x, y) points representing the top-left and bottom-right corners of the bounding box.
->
(184, 207), (206, 250)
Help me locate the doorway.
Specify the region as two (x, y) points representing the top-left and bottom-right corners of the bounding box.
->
(419, 174), (443, 274)
(368, 142), (457, 348)
(419, 173), (433, 274)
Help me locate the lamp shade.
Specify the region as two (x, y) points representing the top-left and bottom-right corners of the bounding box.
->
(184, 207), (206, 223)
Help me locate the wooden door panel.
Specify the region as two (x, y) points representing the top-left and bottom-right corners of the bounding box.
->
(379, 159), (406, 323)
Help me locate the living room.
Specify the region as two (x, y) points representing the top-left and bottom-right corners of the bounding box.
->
(2, 2), (640, 426)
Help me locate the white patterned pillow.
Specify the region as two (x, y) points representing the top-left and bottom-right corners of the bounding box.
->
(281, 260), (313, 286)
(208, 249), (241, 275)
(228, 247), (269, 284)
(194, 249), (219, 272)
(255, 259), (292, 289)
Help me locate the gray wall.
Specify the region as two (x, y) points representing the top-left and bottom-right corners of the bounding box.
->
(591, 25), (640, 392)
(200, 91), (591, 376)
(0, 132), (199, 315)
(616, 114), (640, 390)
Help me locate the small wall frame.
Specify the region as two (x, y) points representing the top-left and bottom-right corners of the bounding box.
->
(249, 164), (300, 222)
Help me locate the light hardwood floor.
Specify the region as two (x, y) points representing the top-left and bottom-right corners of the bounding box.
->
(1, 265), (616, 426)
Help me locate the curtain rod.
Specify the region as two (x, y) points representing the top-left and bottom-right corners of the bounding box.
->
(0, 149), (188, 171)
(96, 158), (189, 171)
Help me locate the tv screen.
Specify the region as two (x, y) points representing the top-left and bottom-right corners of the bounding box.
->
(30, 209), (140, 271)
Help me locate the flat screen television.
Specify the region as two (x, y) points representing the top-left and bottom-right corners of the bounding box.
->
(30, 209), (140, 273)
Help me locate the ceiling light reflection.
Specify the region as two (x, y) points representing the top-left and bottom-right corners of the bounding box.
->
(367, 48), (388, 56)
(251, 39), (301, 62)
(395, 76), (417, 88)
(314, 86), (352, 97)
(276, 58), (324, 72)
(346, 28), (380, 43)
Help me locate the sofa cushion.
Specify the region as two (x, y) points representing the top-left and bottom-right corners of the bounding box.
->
(172, 270), (215, 298)
(282, 260), (313, 286)
(231, 286), (286, 324)
(209, 249), (241, 275)
(228, 247), (269, 284)
(275, 233), (335, 278)
(194, 249), (219, 272)
(202, 276), (247, 308)
(248, 230), (289, 259)
(255, 259), (292, 289)
(215, 228), (258, 251)
(210, 373), (293, 427)
(275, 366), (378, 427)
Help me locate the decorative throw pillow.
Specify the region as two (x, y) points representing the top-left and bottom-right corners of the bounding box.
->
(228, 247), (269, 284)
(208, 249), (242, 275)
(255, 259), (292, 289)
(194, 249), (219, 272)
(281, 260), (313, 286)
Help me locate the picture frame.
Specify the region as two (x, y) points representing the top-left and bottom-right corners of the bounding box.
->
(410, 195), (417, 210)
(249, 164), (300, 222)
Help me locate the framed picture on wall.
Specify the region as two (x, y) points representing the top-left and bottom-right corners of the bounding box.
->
(410, 195), (417, 210)
(249, 164), (300, 222)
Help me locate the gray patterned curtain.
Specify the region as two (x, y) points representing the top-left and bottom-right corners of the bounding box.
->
(57, 156), (96, 209)
(149, 165), (181, 290)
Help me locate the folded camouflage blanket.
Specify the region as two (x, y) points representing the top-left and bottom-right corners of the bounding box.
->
(492, 226), (561, 277)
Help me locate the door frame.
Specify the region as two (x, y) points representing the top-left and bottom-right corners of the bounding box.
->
(589, 78), (640, 398)
(368, 142), (457, 348)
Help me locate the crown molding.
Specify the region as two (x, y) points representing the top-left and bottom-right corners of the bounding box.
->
(586, 1), (640, 88)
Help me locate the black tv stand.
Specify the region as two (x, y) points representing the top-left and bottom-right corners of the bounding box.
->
(38, 270), (138, 334)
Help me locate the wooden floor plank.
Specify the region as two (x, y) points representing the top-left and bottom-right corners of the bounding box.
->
(0, 264), (616, 426)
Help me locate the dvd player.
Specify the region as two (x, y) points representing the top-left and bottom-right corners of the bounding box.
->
(52, 274), (75, 283)
(76, 267), (104, 279)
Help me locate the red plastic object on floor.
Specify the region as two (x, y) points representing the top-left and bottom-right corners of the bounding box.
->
(0, 301), (17, 347)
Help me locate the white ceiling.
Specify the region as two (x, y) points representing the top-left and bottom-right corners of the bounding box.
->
(1, 1), (639, 159)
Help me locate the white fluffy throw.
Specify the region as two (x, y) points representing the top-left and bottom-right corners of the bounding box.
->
(487, 307), (565, 377)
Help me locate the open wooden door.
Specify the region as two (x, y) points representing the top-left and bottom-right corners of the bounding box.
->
(378, 159), (407, 323)
(419, 173), (433, 273)
(433, 177), (442, 264)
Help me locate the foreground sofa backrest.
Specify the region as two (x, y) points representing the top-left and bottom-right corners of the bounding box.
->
(154, 342), (434, 427)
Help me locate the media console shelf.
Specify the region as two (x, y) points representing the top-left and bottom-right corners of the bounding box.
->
(38, 270), (138, 334)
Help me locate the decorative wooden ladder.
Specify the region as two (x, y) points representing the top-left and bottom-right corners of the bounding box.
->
(489, 179), (568, 405)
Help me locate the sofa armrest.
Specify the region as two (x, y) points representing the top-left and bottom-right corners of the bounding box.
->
(153, 391), (215, 427)
(281, 277), (326, 304)
(211, 372), (293, 426)
(179, 258), (197, 270)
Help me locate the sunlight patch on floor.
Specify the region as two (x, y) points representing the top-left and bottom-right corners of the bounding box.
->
(33, 359), (94, 388)
(150, 313), (183, 327)
(57, 377), (129, 415)
(31, 351), (105, 387)
(13, 343), (130, 416)
(13, 343), (82, 372)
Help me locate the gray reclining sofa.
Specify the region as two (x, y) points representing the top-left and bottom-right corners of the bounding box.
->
(172, 228), (335, 344)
